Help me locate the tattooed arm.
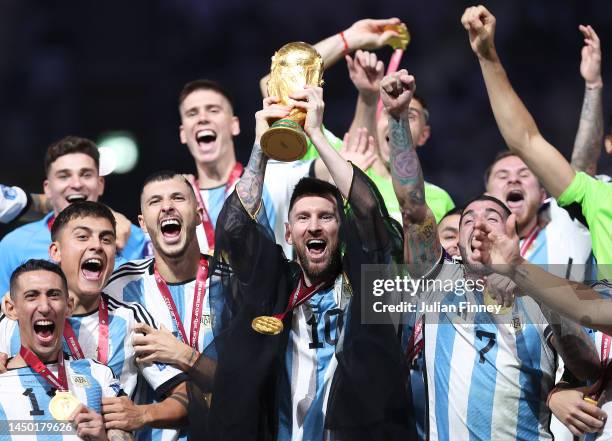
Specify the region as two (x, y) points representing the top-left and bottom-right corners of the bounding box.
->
(236, 97), (291, 216)
(380, 71), (441, 276)
(570, 25), (603, 176)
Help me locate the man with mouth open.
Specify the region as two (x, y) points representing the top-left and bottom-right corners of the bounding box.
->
(384, 67), (600, 441)
(103, 171), (233, 440)
(186, 87), (415, 441)
(178, 79), (314, 258)
(0, 202), (190, 441)
(483, 151), (592, 280)
(0, 136), (148, 296)
(1, 259), (134, 441)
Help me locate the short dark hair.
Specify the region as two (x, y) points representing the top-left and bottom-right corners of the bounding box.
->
(289, 177), (342, 214)
(178, 79), (235, 113)
(44, 136), (100, 176)
(460, 194), (512, 224)
(440, 206), (463, 222)
(51, 201), (116, 241)
(9, 259), (68, 300)
(483, 151), (519, 186)
(140, 170), (196, 203)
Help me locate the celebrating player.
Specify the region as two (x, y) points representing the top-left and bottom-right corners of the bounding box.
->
(193, 87), (415, 441)
(0, 136), (147, 295)
(0, 202), (189, 440)
(383, 67), (600, 440)
(2, 259), (133, 441)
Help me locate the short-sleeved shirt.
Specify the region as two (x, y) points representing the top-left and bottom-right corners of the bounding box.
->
(557, 172), (612, 268)
(105, 258), (220, 441)
(0, 184), (28, 224)
(406, 263), (556, 441)
(0, 294), (185, 401)
(303, 129), (454, 223)
(0, 356), (121, 440)
(0, 213), (147, 295)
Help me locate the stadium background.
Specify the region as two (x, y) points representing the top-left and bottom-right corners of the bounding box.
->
(0, 0), (610, 232)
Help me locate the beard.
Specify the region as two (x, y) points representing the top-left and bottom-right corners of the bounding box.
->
(295, 244), (342, 284)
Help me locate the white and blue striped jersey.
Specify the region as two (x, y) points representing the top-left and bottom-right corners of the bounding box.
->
(196, 159), (313, 258)
(104, 259), (215, 354)
(104, 258), (218, 441)
(526, 199), (593, 279)
(414, 263), (556, 441)
(278, 274), (349, 441)
(0, 294), (184, 401)
(0, 356), (121, 440)
(0, 295), (187, 441)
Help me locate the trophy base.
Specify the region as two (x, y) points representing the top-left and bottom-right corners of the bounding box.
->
(260, 119), (308, 162)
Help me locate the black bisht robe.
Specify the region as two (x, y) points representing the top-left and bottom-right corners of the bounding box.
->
(186, 166), (416, 441)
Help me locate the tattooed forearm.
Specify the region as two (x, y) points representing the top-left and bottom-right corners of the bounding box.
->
(571, 86), (603, 175)
(389, 116), (439, 271)
(389, 117), (428, 217)
(167, 392), (189, 410)
(236, 143), (268, 216)
(389, 117), (421, 185)
(108, 429), (135, 441)
(404, 216), (440, 276)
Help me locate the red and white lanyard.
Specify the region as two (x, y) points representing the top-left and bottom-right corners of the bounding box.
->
(63, 296), (109, 364)
(273, 276), (328, 321)
(519, 224), (541, 258)
(154, 256), (209, 349)
(20, 346), (69, 391)
(189, 163), (243, 250)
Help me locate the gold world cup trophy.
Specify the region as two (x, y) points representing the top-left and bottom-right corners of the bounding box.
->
(261, 42), (324, 162)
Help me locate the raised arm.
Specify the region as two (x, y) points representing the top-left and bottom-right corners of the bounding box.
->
(346, 50), (384, 149)
(235, 97), (291, 216)
(288, 86), (353, 196)
(380, 70), (440, 276)
(259, 18), (402, 97)
(461, 6), (575, 198)
(570, 25), (604, 176)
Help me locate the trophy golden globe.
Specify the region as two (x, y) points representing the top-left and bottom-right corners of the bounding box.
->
(261, 42), (324, 162)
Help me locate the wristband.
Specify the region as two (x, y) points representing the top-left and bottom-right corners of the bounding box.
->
(339, 32), (349, 55)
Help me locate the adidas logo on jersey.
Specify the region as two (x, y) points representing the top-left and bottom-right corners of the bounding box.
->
(72, 375), (91, 388)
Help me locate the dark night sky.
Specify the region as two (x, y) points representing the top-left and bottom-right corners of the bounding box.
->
(1, 0), (610, 226)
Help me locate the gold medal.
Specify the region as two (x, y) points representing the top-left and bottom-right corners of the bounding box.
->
(49, 391), (81, 420)
(384, 23), (411, 50)
(251, 316), (284, 335)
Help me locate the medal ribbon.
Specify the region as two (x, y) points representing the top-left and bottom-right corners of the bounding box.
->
(405, 317), (424, 364)
(62, 296), (109, 364)
(273, 276), (328, 321)
(585, 333), (612, 401)
(46, 215), (56, 232)
(189, 162), (243, 250)
(20, 346), (68, 392)
(154, 256), (209, 349)
(519, 224), (540, 258)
